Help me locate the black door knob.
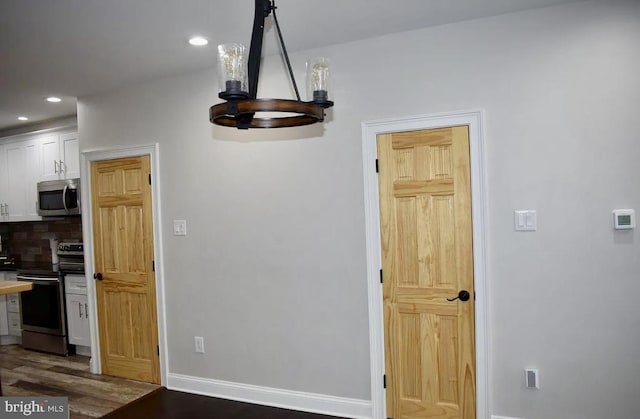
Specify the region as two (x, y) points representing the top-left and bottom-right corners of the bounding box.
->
(447, 290), (471, 302)
(93, 272), (103, 281)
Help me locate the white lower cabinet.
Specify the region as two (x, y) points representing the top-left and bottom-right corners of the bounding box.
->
(0, 271), (20, 345)
(6, 293), (20, 336)
(0, 295), (7, 336)
(65, 275), (91, 348)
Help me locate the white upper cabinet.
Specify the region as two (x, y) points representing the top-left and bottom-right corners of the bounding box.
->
(1, 141), (28, 221)
(39, 132), (79, 181)
(40, 135), (61, 181)
(60, 132), (80, 179)
(1, 138), (43, 221)
(0, 128), (79, 222)
(23, 139), (41, 219)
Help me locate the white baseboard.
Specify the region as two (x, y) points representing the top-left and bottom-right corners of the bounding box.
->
(492, 415), (525, 419)
(167, 373), (372, 419)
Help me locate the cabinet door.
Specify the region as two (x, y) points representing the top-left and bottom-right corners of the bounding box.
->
(0, 144), (6, 221)
(7, 311), (21, 336)
(66, 293), (90, 346)
(1, 139), (42, 222)
(40, 135), (61, 181)
(23, 139), (42, 219)
(4, 142), (27, 221)
(60, 133), (79, 179)
(65, 274), (87, 295)
(6, 293), (19, 312)
(0, 272), (8, 335)
(0, 295), (7, 336)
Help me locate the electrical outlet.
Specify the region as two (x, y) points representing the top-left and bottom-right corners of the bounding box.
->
(194, 336), (205, 353)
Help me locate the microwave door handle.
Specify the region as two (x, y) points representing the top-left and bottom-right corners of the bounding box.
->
(62, 184), (70, 213)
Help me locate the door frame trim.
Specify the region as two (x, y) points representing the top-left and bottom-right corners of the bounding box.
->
(80, 143), (168, 385)
(361, 110), (489, 419)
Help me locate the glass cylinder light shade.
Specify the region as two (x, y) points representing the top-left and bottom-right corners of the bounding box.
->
(306, 57), (332, 104)
(217, 43), (248, 99)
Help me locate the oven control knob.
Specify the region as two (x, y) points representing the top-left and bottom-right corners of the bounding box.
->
(93, 272), (103, 281)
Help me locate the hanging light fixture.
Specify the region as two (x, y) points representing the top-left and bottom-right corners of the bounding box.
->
(210, 0), (334, 129)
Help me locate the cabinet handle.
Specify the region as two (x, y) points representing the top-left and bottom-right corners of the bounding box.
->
(54, 160), (59, 173)
(0, 203), (4, 215)
(85, 303), (88, 319)
(59, 160), (65, 172)
(79, 302), (84, 318)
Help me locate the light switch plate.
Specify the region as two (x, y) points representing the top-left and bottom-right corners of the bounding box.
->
(194, 336), (205, 353)
(173, 220), (187, 236)
(514, 210), (537, 231)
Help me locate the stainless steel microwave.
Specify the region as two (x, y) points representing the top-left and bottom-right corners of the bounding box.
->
(37, 178), (81, 216)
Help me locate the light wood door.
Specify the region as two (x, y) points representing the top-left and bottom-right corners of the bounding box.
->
(378, 126), (475, 419)
(91, 155), (160, 384)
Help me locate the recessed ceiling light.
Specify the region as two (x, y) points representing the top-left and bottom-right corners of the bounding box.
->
(17, 116), (29, 121)
(46, 96), (62, 103)
(188, 36), (208, 46)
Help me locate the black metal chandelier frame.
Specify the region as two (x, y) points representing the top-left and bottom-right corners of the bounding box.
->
(210, 0), (333, 129)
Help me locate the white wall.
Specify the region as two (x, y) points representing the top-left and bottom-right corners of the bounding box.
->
(78, 0), (640, 417)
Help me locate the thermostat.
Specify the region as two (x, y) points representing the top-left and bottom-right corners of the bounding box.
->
(613, 209), (635, 230)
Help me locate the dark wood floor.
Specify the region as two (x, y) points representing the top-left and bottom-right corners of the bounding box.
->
(2, 345), (342, 419)
(102, 388), (341, 419)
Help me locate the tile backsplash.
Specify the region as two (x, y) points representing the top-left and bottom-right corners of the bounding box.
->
(0, 218), (82, 263)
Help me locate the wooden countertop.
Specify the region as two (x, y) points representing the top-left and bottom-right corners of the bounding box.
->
(0, 280), (33, 295)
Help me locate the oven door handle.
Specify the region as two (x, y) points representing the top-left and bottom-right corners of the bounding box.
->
(17, 275), (60, 283)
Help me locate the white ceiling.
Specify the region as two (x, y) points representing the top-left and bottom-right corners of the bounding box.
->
(0, 0), (580, 132)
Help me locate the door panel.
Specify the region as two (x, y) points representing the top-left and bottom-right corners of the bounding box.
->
(378, 126), (475, 419)
(92, 155), (160, 384)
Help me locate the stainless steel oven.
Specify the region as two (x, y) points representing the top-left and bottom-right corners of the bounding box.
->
(17, 271), (69, 355)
